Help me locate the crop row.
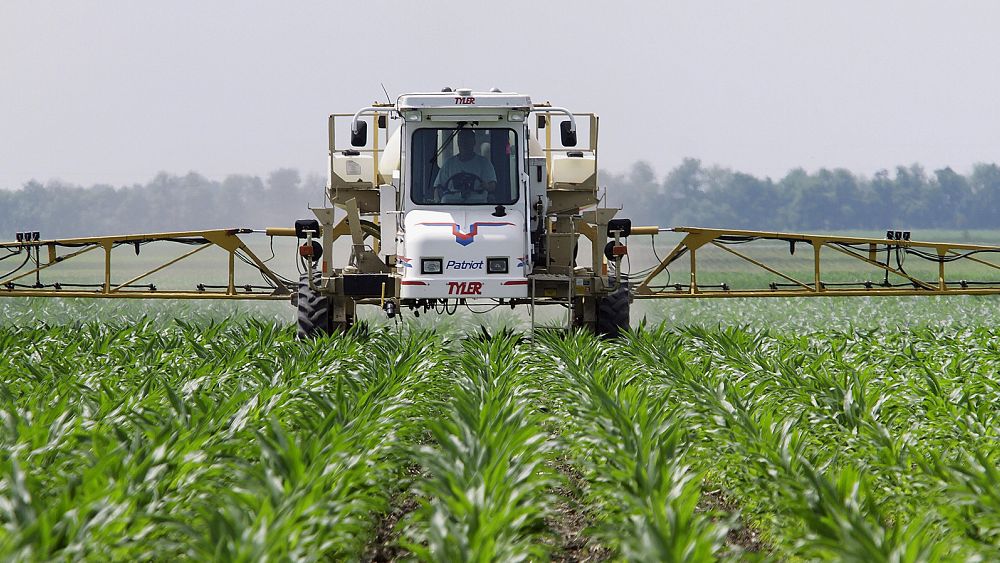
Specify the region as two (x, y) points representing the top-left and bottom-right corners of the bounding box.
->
(619, 324), (1000, 559)
(2, 313), (998, 560)
(537, 331), (731, 560)
(0, 319), (445, 560)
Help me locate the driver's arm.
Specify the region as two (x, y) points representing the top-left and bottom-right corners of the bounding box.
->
(432, 160), (450, 202)
(481, 159), (498, 193)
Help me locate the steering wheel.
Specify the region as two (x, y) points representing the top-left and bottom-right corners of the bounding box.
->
(442, 172), (484, 200)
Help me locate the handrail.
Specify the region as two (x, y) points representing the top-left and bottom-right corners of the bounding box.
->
(351, 106), (399, 133)
(529, 107), (577, 132)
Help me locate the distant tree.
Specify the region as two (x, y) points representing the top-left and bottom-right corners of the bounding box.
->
(725, 172), (777, 229)
(968, 163), (1000, 228)
(660, 158), (705, 226)
(267, 168), (301, 193)
(869, 169), (895, 229)
(935, 167), (970, 227)
(782, 169), (832, 230)
(894, 164), (939, 227)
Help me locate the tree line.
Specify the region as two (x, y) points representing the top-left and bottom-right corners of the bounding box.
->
(608, 159), (1000, 232)
(3, 160), (1000, 239)
(0, 169), (322, 239)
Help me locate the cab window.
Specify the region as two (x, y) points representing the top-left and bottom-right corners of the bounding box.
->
(410, 128), (518, 205)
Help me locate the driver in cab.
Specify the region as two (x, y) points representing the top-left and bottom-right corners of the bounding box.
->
(433, 129), (497, 204)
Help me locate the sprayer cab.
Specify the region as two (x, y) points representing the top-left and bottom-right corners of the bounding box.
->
(390, 90), (537, 299)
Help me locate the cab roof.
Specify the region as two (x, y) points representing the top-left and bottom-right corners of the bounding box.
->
(397, 90), (532, 111)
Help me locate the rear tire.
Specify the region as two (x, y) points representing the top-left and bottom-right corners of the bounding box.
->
(297, 272), (330, 339)
(595, 277), (630, 338)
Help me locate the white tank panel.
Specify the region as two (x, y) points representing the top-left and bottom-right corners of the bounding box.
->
(550, 154), (596, 185)
(331, 153), (374, 184)
(379, 127), (402, 180)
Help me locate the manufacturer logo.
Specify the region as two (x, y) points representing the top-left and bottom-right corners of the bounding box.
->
(516, 256), (527, 268)
(418, 222), (515, 246)
(454, 97), (476, 105)
(447, 260), (484, 270)
(397, 256), (413, 268)
(448, 281), (482, 295)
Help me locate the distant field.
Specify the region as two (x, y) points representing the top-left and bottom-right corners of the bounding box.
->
(628, 229), (1000, 291)
(0, 235), (303, 292)
(5, 228), (1000, 331)
(11, 228), (1000, 291)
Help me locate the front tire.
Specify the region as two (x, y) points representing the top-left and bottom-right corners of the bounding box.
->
(297, 272), (330, 339)
(595, 277), (630, 338)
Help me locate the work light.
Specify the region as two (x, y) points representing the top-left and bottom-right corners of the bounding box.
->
(421, 258), (443, 274)
(487, 258), (508, 274)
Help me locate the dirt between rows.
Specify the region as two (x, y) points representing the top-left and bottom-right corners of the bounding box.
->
(363, 493), (420, 562)
(698, 486), (769, 554)
(362, 462), (767, 561)
(544, 461), (614, 562)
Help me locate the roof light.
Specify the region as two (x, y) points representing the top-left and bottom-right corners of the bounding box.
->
(508, 111), (525, 122)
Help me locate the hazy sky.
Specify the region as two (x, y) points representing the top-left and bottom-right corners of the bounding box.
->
(2, 1), (999, 189)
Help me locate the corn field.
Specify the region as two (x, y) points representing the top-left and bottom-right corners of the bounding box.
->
(1, 300), (999, 561)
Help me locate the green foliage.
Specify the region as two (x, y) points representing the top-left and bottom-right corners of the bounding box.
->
(621, 323), (998, 560)
(0, 319), (445, 561)
(403, 334), (554, 562)
(538, 332), (730, 561)
(0, 170), (318, 238)
(1, 301), (998, 560)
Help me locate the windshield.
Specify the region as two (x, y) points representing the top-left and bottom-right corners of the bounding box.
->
(410, 128), (518, 205)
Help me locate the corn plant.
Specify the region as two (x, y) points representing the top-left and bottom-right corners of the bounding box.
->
(403, 333), (555, 562)
(538, 331), (730, 561)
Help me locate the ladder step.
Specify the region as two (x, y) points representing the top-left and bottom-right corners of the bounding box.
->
(529, 275), (574, 337)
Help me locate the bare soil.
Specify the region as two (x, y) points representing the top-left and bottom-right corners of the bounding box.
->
(363, 493), (420, 563)
(361, 462), (767, 561)
(699, 486), (769, 553)
(544, 459), (614, 562)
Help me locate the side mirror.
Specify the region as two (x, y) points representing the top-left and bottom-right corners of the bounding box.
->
(560, 120), (577, 147)
(351, 120), (368, 147)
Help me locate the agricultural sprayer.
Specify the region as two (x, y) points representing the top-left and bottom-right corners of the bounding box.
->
(6, 88), (1000, 337)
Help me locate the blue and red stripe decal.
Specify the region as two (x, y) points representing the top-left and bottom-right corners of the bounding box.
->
(417, 221), (515, 246)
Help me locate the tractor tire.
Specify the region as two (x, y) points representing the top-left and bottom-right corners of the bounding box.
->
(595, 277), (631, 338)
(297, 272), (330, 339)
